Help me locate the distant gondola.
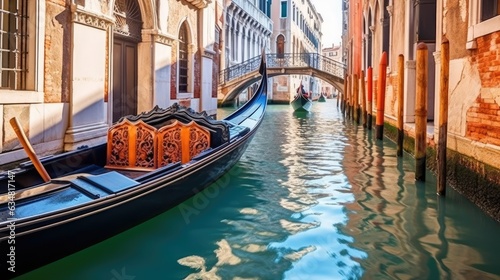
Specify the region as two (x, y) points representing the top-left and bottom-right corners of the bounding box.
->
(0, 52), (269, 278)
(318, 93), (326, 102)
(290, 83), (312, 112)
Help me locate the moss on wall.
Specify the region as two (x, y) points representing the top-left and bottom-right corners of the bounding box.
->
(381, 121), (500, 222)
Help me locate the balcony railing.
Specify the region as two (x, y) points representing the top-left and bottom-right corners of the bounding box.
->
(219, 53), (346, 85)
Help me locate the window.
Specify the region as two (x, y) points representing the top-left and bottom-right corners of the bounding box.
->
(178, 22), (188, 93)
(1, 0), (28, 89)
(482, 0), (500, 21)
(281, 1), (287, 18)
(466, 0), (500, 49)
(413, 0), (436, 43)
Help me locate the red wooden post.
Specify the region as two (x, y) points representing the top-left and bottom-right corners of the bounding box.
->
(397, 54), (405, 156)
(367, 67), (373, 130)
(376, 52), (387, 140)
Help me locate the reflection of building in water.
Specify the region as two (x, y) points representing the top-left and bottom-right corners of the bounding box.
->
(343, 0), (500, 222)
(321, 43), (343, 98)
(340, 125), (490, 278)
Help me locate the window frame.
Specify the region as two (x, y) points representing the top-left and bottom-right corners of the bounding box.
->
(280, 0), (287, 18)
(467, 0), (500, 49)
(178, 22), (189, 93)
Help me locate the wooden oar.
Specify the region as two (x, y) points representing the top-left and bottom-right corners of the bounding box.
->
(9, 117), (51, 182)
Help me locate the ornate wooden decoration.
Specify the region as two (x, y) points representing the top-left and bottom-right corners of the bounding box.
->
(134, 121), (157, 169)
(157, 120), (210, 165)
(187, 122), (210, 161)
(113, 0), (143, 41)
(107, 104), (216, 170)
(106, 119), (157, 171)
(120, 103), (229, 148)
(157, 122), (182, 167)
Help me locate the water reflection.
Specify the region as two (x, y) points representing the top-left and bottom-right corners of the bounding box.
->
(19, 101), (500, 280)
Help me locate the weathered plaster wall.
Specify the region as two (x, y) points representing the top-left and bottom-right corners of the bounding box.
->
(443, 0), (469, 59)
(44, 0), (70, 103)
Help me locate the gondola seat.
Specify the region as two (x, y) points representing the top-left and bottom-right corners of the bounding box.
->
(106, 104), (229, 171)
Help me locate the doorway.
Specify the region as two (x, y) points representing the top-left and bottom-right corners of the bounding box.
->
(112, 38), (137, 122)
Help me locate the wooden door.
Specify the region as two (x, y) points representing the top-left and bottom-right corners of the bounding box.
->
(113, 38), (138, 122)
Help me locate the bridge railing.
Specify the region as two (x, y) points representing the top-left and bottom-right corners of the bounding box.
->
(219, 53), (346, 85)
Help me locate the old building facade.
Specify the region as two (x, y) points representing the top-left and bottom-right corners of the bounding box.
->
(221, 0), (273, 103)
(321, 43), (343, 98)
(0, 0), (219, 165)
(270, 0), (323, 102)
(344, 0), (500, 220)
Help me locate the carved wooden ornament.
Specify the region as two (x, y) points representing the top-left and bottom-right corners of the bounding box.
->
(106, 119), (158, 171)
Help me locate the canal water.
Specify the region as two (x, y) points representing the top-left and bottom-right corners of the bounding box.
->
(18, 101), (500, 279)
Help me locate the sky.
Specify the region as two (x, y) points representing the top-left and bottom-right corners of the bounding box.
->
(311, 0), (343, 48)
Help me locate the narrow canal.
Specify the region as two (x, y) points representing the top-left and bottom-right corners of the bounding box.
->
(19, 101), (500, 279)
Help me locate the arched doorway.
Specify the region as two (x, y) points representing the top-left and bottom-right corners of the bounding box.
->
(112, 0), (143, 122)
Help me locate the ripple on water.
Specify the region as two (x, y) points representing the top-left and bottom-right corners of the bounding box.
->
(19, 104), (500, 280)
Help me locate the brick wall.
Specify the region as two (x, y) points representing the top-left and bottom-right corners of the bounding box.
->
(474, 31), (500, 87)
(466, 30), (500, 145)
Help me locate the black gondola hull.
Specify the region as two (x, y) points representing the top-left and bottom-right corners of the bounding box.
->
(0, 52), (268, 279)
(0, 130), (256, 278)
(290, 94), (312, 112)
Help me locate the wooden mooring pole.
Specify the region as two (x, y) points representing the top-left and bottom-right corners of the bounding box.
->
(376, 52), (388, 140)
(347, 75), (354, 120)
(361, 70), (367, 128)
(367, 67), (373, 130)
(415, 43), (428, 181)
(397, 54), (405, 157)
(341, 74), (347, 115)
(336, 89), (340, 108)
(353, 74), (359, 124)
(437, 38), (449, 195)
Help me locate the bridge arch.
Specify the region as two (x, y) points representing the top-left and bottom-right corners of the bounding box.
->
(218, 53), (346, 106)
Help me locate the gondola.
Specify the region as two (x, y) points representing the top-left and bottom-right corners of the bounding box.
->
(318, 93), (326, 102)
(290, 83), (312, 112)
(0, 52), (268, 278)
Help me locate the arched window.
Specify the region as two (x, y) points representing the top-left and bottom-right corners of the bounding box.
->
(277, 34), (285, 58)
(178, 22), (188, 93)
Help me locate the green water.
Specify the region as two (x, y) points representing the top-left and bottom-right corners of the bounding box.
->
(19, 102), (500, 279)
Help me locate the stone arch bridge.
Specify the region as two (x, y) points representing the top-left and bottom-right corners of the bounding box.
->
(219, 53), (346, 106)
